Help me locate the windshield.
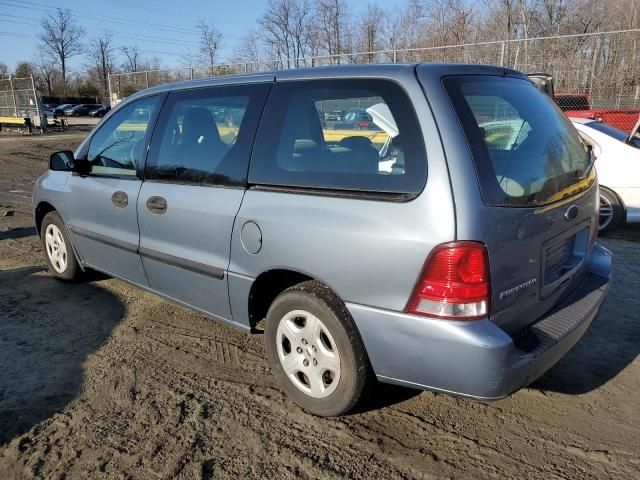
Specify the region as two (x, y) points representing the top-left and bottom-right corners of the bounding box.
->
(586, 121), (640, 148)
(444, 76), (592, 207)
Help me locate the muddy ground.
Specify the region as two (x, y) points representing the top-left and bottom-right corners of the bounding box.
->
(0, 131), (638, 479)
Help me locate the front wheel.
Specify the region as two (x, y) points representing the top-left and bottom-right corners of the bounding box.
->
(40, 211), (81, 280)
(265, 281), (370, 416)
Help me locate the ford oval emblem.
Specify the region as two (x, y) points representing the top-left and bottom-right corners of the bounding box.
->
(564, 204), (579, 221)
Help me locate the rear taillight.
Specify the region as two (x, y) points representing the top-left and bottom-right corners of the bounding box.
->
(406, 242), (490, 320)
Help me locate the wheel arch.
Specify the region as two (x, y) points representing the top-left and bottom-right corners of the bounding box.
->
(35, 201), (85, 272)
(35, 201), (58, 235)
(247, 268), (348, 330)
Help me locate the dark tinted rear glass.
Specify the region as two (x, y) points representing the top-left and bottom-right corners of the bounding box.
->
(249, 79), (427, 196)
(444, 76), (592, 207)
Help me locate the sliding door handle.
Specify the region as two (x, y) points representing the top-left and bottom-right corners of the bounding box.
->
(111, 191), (128, 208)
(146, 196), (167, 214)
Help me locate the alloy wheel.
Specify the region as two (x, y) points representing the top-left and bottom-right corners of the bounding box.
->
(599, 193), (613, 231)
(276, 309), (341, 398)
(45, 224), (68, 273)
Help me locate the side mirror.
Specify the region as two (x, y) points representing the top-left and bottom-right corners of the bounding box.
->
(49, 150), (91, 174)
(49, 150), (75, 171)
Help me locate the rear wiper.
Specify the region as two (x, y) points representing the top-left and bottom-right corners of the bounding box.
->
(579, 147), (596, 179)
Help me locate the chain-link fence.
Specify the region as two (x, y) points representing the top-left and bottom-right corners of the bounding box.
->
(0, 76), (41, 121)
(109, 29), (640, 132)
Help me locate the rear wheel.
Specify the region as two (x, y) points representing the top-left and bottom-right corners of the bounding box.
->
(265, 281), (370, 416)
(599, 187), (623, 234)
(41, 211), (81, 280)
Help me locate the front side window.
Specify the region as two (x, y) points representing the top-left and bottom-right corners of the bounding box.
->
(86, 96), (159, 175)
(445, 76), (591, 207)
(250, 79), (427, 195)
(145, 84), (270, 186)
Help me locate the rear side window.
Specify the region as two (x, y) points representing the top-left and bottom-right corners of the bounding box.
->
(146, 83), (270, 186)
(444, 76), (591, 207)
(249, 79), (426, 196)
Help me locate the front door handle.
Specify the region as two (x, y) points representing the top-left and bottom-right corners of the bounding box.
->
(111, 191), (128, 208)
(146, 196), (167, 214)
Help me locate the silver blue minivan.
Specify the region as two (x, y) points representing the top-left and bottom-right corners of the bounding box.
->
(34, 64), (611, 416)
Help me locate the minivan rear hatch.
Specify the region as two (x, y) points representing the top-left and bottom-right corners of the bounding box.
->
(440, 74), (598, 334)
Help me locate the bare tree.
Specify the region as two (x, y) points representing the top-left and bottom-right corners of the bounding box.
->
(88, 34), (115, 96)
(147, 56), (163, 71)
(259, 0), (314, 68)
(384, 2), (424, 62)
(14, 62), (36, 78)
(35, 55), (59, 95)
(197, 21), (223, 73)
(38, 8), (84, 87)
(122, 45), (142, 73)
(0, 62), (10, 79)
(416, 0), (477, 61)
(234, 29), (268, 69)
(354, 4), (385, 63)
(315, 0), (350, 64)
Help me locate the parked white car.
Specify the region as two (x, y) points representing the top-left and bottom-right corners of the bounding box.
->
(571, 117), (640, 232)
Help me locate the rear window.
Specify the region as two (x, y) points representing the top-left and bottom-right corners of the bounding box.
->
(249, 79), (427, 196)
(444, 76), (592, 207)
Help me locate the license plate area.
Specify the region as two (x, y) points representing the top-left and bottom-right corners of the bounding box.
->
(540, 220), (590, 299)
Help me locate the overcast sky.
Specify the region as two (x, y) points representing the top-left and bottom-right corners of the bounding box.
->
(1, 0), (406, 73)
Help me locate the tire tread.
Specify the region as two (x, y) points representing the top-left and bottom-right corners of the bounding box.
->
(40, 211), (81, 281)
(265, 280), (371, 416)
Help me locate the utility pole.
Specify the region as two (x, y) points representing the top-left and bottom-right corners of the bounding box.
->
(30, 75), (41, 130)
(108, 73), (113, 107)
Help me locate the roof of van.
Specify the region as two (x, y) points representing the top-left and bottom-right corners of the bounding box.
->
(122, 63), (526, 103)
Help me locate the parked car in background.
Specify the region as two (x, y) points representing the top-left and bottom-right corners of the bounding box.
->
(89, 106), (111, 117)
(65, 104), (103, 117)
(528, 73), (640, 136)
(571, 117), (640, 232)
(34, 64), (611, 416)
(556, 93), (640, 133)
(39, 104), (55, 118)
(53, 104), (76, 117)
(325, 110), (345, 121)
(333, 108), (377, 130)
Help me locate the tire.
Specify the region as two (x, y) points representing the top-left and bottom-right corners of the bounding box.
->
(599, 187), (624, 234)
(40, 211), (81, 281)
(265, 280), (370, 416)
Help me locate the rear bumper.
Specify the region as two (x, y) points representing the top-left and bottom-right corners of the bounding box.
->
(347, 244), (612, 399)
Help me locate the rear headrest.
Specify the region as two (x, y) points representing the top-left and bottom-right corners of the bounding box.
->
(338, 136), (373, 150)
(182, 107), (221, 146)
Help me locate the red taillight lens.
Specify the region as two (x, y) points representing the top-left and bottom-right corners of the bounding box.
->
(406, 242), (490, 320)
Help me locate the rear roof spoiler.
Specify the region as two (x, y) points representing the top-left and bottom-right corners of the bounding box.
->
(527, 73), (554, 98)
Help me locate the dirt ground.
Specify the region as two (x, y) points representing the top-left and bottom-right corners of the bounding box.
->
(0, 131), (638, 480)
